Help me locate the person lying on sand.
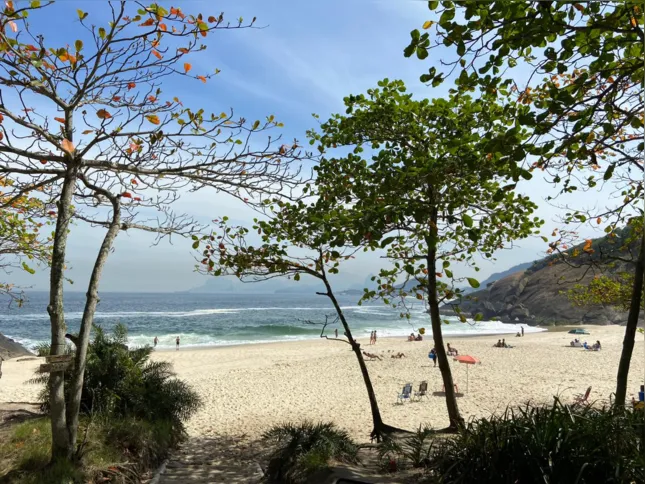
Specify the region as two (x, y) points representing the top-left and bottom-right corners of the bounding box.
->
(362, 351), (382, 361)
(408, 333), (415, 342)
(415, 334), (423, 341)
(391, 352), (406, 359)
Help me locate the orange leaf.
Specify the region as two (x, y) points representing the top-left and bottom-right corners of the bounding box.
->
(58, 53), (69, 62)
(134, 197), (142, 202)
(148, 95), (157, 102)
(184, 62), (192, 73)
(61, 139), (74, 153)
(159, 23), (167, 32)
(112, 96), (121, 102)
(0, 113), (4, 123)
(596, 217), (601, 224)
(68, 54), (77, 64)
(631, 17), (637, 27)
(131, 178), (138, 185)
(436, 273), (443, 278)
(54, 117), (65, 124)
(25, 44), (39, 52)
(140, 18), (154, 27)
(152, 50), (162, 60)
(145, 114), (160, 125)
(208, 16), (216, 23)
(200, 29), (207, 38)
(96, 109), (111, 119)
(151, 39), (159, 48)
(121, 192), (132, 198)
(197, 75), (206, 83)
(573, 3), (584, 12)
(0, 132), (4, 141)
(127, 82), (136, 90)
(40, 160), (47, 165)
(177, 47), (189, 54)
(582, 239), (593, 252)
(82, 129), (94, 134)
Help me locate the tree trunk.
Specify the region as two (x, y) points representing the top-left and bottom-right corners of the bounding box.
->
(615, 229), (645, 407)
(322, 277), (402, 442)
(47, 165), (78, 461)
(66, 203), (121, 455)
(426, 209), (464, 430)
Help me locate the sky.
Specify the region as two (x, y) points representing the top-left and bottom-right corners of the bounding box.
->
(3, 0), (611, 293)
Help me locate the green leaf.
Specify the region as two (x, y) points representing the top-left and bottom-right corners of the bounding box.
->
(192, 240), (199, 249)
(474, 313), (483, 321)
(252, 120), (260, 130)
(462, 214), (473, 228)
(445, 269), (453, 278)
(294, 273), (300, 281)
(21, 262), (35, 275)
(466, 277), (480, 289)
(76, 9), (88, 20)
(75, 40), (83, 52)
(30, 0), (41, 7)
(603, 164), (615, 181)
(98, 27), (106, 40)
(428, 0), (439, 9)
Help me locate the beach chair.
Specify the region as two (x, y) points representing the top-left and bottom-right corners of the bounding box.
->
(573, 386), (592, 405)
(397, 383), (412, 404)
(413, 381), (428, 401)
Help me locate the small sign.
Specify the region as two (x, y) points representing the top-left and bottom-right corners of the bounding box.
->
(40, 361), (73, 373)
(45, 354), (74, 364)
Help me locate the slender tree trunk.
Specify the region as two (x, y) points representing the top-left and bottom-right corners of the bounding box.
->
(47, 165), (78, 461)
(66, 203), (121, 455)
(615, 230), (645, 407)
(322, 277), (402, 441)
(426, 209), (464, 430)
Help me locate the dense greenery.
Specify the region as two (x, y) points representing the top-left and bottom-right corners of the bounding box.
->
(262, 421), (359, 484)
(308, 79), (543, 429)
(32, 323), (201, 437)
(432, 401), (645, 483)
(377, 426), (434, 473)
(0, 416), (179, 483)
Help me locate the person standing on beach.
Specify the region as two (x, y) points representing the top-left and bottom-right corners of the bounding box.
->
(153, 336), (158, 348)
(521, 326), (524, 337)
(175, 336), (180, 351)
(373, 330), (377, 345)
(335, 328), (338, 339)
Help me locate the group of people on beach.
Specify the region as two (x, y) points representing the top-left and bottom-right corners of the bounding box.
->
(369, 330), (378, 345)
(152, 336), (181, 350)
(493, 339), (512, 348)
(407, 333), (423, 342)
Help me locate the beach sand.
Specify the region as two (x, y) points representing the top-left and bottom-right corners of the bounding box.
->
(1, 326), (644, 443)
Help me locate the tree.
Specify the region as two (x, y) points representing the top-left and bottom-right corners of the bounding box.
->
(404, 0), (644, 407)
(0, 177), (51, 304)
(194, 207), (404, 442)
(0, 1), (304, 460)
(308, 80), (543, 430)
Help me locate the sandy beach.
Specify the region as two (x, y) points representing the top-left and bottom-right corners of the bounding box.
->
(1, 326), (644, 443)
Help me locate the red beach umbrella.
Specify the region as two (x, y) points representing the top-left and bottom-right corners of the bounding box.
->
(453, 355), (480, 393)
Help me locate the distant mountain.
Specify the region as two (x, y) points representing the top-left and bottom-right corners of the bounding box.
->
(461, 262), (534, 295)
(451, 230), (635, 326)
(188, 276), (327, 294)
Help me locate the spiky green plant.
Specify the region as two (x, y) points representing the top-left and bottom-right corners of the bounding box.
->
(428, 399), (645, 483)
(262, 421), (358, 483)
(30, 323), (201, 437)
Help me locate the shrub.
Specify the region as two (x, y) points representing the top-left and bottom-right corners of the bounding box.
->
(31, 323), (201, 437)
(377, 425), (434, 473)
(428, 399), (645, 483)
(262, 421), (359, 483)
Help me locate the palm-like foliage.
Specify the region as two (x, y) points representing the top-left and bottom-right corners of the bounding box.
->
(262, 421), (358, 483)
(428, 399), (645, 484)
(30, 323), (201, 435)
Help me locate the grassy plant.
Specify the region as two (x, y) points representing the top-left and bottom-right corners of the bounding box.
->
(0, 416), (179, 483)
(377, 425), (435, 473)
(428, 399), (645, 483)
(262, 421), (359, 483)
(30, 323), (201, 437)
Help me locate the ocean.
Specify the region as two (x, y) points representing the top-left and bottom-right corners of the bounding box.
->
(0, 292), (544, 350)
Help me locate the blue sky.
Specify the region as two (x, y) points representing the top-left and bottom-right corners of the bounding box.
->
(5, 0), (607, 293)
